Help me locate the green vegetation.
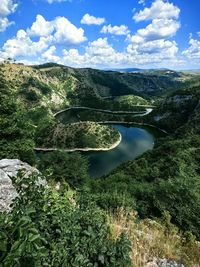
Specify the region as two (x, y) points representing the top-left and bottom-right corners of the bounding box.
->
(90, 134), (200, 237)
(0, 173), (131, 267)
(1, 172), (200, 267)
(146, 85), (200, 132)
(0, 63), (71, 110)
(114, 95), (148, 108)
(56, 107), (146, 125)
(71, 67), (192, 98)
(19, 87), (41, 102)
(108, 209), (200, 267)
(35, 121), (120, 150)
(38, 151), (89, 188)
(1, 62), (200, 266)
(0, 70), (36, 164)
(90, 85), (200, 238)
(1, 62), (200, 113)
(25, 106), (52, 126)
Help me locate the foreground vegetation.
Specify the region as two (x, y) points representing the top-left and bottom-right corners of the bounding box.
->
(0, 173), (131, 267)
(1, 172), (199, 267)
(109, 209), (200, 267)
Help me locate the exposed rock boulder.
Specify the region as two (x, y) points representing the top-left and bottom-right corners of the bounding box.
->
(146, 258), (185, 267)
(0, 159), (46, 212)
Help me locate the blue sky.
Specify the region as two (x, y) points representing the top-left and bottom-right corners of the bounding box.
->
(0, 0), (199, 69)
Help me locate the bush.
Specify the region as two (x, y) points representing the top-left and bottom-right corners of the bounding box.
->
(0, 173), (131, 267)
(38, 151), (89, 188)
(20, 88), (40, 102)
(92, 191), (135, 212)
(0, 75), (36, 164)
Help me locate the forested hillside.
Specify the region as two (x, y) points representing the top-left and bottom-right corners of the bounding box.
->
(91, 84), (200, 239)
(1, 62), (200, 112)
(146, 85), (200, 132)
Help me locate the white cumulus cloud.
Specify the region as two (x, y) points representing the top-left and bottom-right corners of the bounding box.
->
(41, 46), (61, 63)
(0, 14), (87, 61)
(101, 24), (130, 35)
(0, 0), (17, 32)
(130, 18), (180, 43)
(1, 0), (196, 69)
(131, 0), (180, 43)
(81, 13), (105, 25)
(127, 0), (180, 65)
(54, 16), (87, 44)
(60, 36), (180, 68)
(62, 38), (125, 68)
(138, 0), (145, 6)
(28, 15), (87, 45)
(62, 48), (86, 67)
(86, 38), (115, 57)
(133, 0), (180, 22)
(28, 15), (54, 37)
(127, 39), (178, 59)
(182, 38), (200, 60)
(1, 29), (52, 59)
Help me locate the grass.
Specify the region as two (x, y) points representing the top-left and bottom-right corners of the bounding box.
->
(108, 209), (200, 267)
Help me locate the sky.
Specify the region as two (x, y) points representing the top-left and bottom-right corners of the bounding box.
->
(0, 0), (199, 69)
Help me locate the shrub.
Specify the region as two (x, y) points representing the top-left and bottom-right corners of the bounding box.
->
(92, 191), (135, 212)
(38, 151), (89, 188)
(0, 173), (131, 267)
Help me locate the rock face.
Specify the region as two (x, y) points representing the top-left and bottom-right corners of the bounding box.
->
(0, 159), (45, 212)
(146, 258), (185, 267)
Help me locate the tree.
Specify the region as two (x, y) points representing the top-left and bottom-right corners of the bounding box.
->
(0, 72), (36, 164)
(38, 151), (89, 188)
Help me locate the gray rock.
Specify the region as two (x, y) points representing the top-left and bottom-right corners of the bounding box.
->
(154, 112), (171, 122)
(157, 258), (184, 267)
(0, 159), (46, 212)
(146, 258), (185, 267)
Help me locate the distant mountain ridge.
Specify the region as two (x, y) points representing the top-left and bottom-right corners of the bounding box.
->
(106, 67), (170, 73)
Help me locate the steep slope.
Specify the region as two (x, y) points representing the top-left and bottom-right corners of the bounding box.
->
(90, 84), (200, 238)
(61, 67), (199, 99)
(1, 62), (200, 113)
(146, 85), (200, 132)
(0, 62), (77, 110)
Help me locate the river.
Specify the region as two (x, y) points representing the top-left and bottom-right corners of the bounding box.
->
(55, 107), (162, 178)
(84, 124), (155, 178)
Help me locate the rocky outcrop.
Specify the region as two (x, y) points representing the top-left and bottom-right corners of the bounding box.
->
(0, 159), (46, 212)
(146, 258), (184, 267)
(166, 95), (193, 105)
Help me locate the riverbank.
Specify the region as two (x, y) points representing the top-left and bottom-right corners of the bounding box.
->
(34, 132), (122, 152)
(41, 106), (165, 155)
(97, 121), (168, 134)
